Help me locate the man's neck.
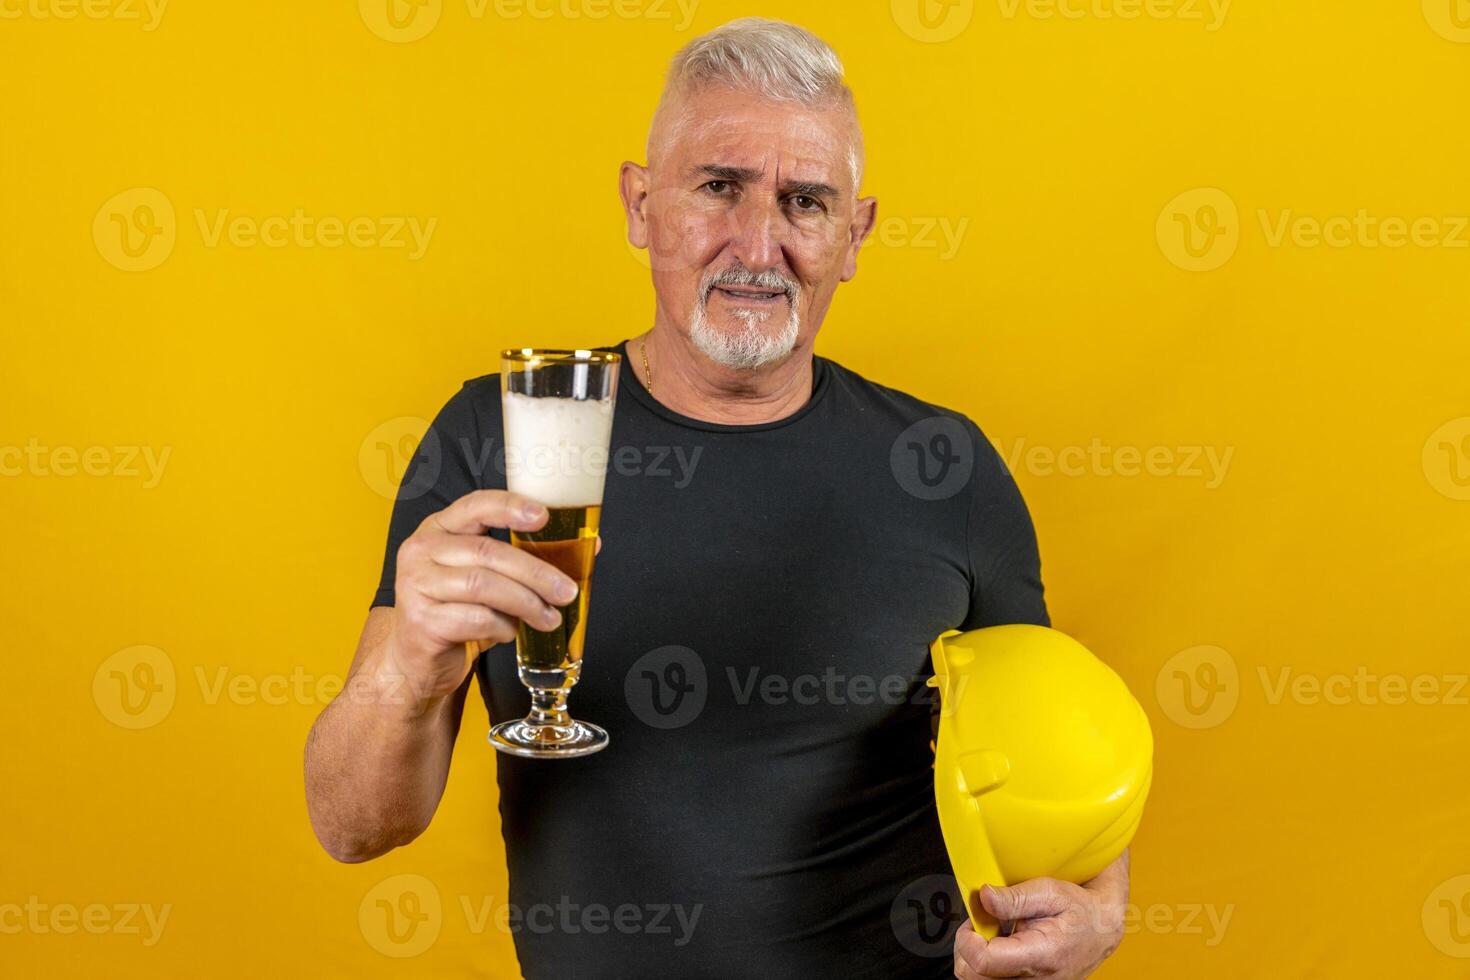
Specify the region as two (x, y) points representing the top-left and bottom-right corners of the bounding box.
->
(629, 326), (814, 426)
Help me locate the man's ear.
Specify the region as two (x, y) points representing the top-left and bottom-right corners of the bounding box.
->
(620, 162), (651, 249)
(841, 195), (878, 281)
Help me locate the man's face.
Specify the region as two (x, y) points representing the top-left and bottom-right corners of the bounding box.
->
(623, 86), (877, 369)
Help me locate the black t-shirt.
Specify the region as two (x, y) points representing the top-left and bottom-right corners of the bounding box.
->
(372, 339), (1049, 979)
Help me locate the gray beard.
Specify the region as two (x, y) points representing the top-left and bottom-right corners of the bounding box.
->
(689, 293), (801, 371)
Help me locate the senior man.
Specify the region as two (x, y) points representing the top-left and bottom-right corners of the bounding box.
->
(305, 17), (1127, 979)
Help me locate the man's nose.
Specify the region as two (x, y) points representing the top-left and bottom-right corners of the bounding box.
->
(725, 196), (785, 273)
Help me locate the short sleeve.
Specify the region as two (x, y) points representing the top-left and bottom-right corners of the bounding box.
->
(370, 379), (499, 608)
(959, 423), (1050, 630)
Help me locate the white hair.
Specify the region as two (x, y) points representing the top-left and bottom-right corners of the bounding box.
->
(649, 17), (864, 191)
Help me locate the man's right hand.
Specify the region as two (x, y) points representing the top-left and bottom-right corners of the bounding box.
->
(382, 489), (581, 705)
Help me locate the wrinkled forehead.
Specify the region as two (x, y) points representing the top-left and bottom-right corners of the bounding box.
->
(651, 86), (859, 192)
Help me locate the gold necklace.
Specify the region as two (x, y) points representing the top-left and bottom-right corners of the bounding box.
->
(640, 338), (653, 394)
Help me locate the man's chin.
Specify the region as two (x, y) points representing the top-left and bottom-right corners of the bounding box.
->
(707, 312), (774, 335)
(690, 314), (798, 371)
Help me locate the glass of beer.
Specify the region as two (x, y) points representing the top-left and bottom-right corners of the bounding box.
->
(486, 348), (618, 759)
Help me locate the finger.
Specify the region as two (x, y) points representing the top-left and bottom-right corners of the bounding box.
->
(595, 534), (603, 556)
(955, 928), (1054, 978)
(953, 954), (989, 980)
(980, 879), (1076, 923)
(431, 489), (551, 535)
(952, 923), (992, 980)
(417, 565), (563, 632)
(429, 532), (579, 608)
(420, 601), (518, 646)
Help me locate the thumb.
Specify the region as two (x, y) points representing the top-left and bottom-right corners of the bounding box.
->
(979, 879), (1072, 922)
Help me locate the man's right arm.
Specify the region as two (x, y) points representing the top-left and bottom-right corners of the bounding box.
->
(303, 490), (581, 863)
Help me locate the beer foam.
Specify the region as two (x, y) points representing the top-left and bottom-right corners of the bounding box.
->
(502, 392), (614, 508)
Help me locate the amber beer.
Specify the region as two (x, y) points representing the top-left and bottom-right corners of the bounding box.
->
(511, 504), (600, 671)
(488, 348), (619, 759)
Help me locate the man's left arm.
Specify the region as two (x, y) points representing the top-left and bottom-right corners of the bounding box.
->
(952, 423), (1129, 977)
(958, 423), (1049, 632)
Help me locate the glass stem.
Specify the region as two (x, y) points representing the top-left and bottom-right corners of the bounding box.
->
(527, 686), (572, 730)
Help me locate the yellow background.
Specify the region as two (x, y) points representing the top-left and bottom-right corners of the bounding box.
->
(3, 0), (1468, 976)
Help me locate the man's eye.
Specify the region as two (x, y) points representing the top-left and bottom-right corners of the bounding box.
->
(788, 194), (823, 213)
(702, 180), (733, 195)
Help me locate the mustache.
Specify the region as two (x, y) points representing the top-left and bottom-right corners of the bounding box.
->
(700, 265), (800, 304)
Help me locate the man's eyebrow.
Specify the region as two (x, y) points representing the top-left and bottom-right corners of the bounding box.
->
(687, 165), (841, 200)
(689, 164), (764, 183)
(780, 179), (839, 200)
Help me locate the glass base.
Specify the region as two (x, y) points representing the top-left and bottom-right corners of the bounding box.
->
(488, 718), (609, 759)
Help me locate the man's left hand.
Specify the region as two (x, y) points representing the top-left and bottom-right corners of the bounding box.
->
(953, 849), (1129, 979)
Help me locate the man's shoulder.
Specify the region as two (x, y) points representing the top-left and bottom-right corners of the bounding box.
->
(430, 372), (502, 429)
(460, 371), (502, 397)
(818, 353), (987, 440)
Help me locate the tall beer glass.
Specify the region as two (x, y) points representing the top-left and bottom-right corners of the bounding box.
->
(487, 348), (619, 759)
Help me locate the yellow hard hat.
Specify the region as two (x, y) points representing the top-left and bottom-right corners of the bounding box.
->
(928, 625), (1153, 938)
